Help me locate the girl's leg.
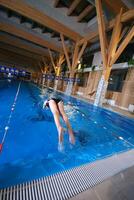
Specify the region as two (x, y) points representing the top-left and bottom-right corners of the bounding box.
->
(58, 101), (75, 144)
(49, 100), (64, 144)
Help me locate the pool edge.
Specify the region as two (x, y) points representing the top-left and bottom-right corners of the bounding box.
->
(0, 149), (134, 200)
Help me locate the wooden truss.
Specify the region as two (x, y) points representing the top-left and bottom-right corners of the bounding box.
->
(0, 0), (81, 41)
(60, 33), (87, 77)
(0, 22), (63, 53)
(95, 0), (134, 81)
(48, 49), (65, 76)
(78, 8), (134, 46)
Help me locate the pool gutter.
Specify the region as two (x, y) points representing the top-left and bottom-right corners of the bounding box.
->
(0, 149), (134, 200)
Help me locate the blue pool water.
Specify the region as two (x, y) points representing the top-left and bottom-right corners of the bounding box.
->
(0, 79), (134, 189)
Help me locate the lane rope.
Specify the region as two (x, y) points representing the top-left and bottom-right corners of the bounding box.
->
(74, 107), (134, 148)
(28, 84), (134, 148)
(0, 81), (21, 153)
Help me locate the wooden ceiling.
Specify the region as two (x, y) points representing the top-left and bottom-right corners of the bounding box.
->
(55, 0), (96, 22)
(0, 0), (133, 71)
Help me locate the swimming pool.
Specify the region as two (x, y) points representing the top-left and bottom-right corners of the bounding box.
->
(0, 79), (134, 189)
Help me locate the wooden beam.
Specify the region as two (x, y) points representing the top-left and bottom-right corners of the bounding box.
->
(77, 5), (94, 22)
(78, 9), (134, 46)
(0, 51), (37, 68)
(73, 41), (87, 69)
(110, 25), (134, 66)
(0, 57), (35, 70)
(95, 0), (107, 68)
(42, 57), (50, 67)
(58, 54), (65, 66)
(0, 42), (42, 61)
(41, 57), (50, 73)
(78, 32), (97, 46)
(53, 0), (60, 7)
(0, 34), (49, 57)
(72, 42), (79, 67)
(108, 9), (134, 31)
(48, 49), (56, 73)
(103, 0), (128, 15)
(77, 41), (87, 62)
(0, 48), (37, 65)
(60, 33), (71, 71)
(0, 0), (82, 41)
(104, 67), (111, 81)
(56, 54), (65, 76)
(38, 61), (44, 73)
(67, 0), (81, 16)
(0, 22), (63, 53)
(108, 9), (123, 66)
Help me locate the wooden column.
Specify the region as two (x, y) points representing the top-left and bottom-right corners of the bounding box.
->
(41, 58), (49, 86)
(95, 0), (107, 69)
(95, 0), (134, 106)
(48, 49), (56, 73)
(60, 34), (87, 95)
(54, 54), (65, 90)
(60, 33), (71, 71)
(48, 48), (65, 90)
(94, 0), (108, 106)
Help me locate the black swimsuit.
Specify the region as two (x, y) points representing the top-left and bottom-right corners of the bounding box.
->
(46, 98), (62, 108)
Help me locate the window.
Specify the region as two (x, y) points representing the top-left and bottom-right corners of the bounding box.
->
(82, 55), (94, 68)
(77, 72), (89, 87)
(107, 69), (128, 92)
(116, 43), (134, 63)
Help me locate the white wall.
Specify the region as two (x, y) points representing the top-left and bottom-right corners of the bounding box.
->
(92, 51), (102, 66)
(112, 62), (128, 69)
(92, 51), (129, 70)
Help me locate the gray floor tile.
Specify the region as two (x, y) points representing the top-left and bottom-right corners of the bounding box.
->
(69, 166), (134, 200)
(120, 182), (134, 200)
(94, 179), (127, 200)
(110, 172), (125, 189)
(123, 166), (134, 183)
(94, 179), (117, 200)
(69, 189), (99, 200)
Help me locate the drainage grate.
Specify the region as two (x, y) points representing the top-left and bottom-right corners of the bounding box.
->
(0, 149), (134, 200)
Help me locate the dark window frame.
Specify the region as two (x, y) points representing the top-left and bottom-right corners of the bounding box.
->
(107, 69), (128, 92)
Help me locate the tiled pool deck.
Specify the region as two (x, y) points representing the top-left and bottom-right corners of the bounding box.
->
(74, 94), (134, 119)
(70, 165), (134, 200)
